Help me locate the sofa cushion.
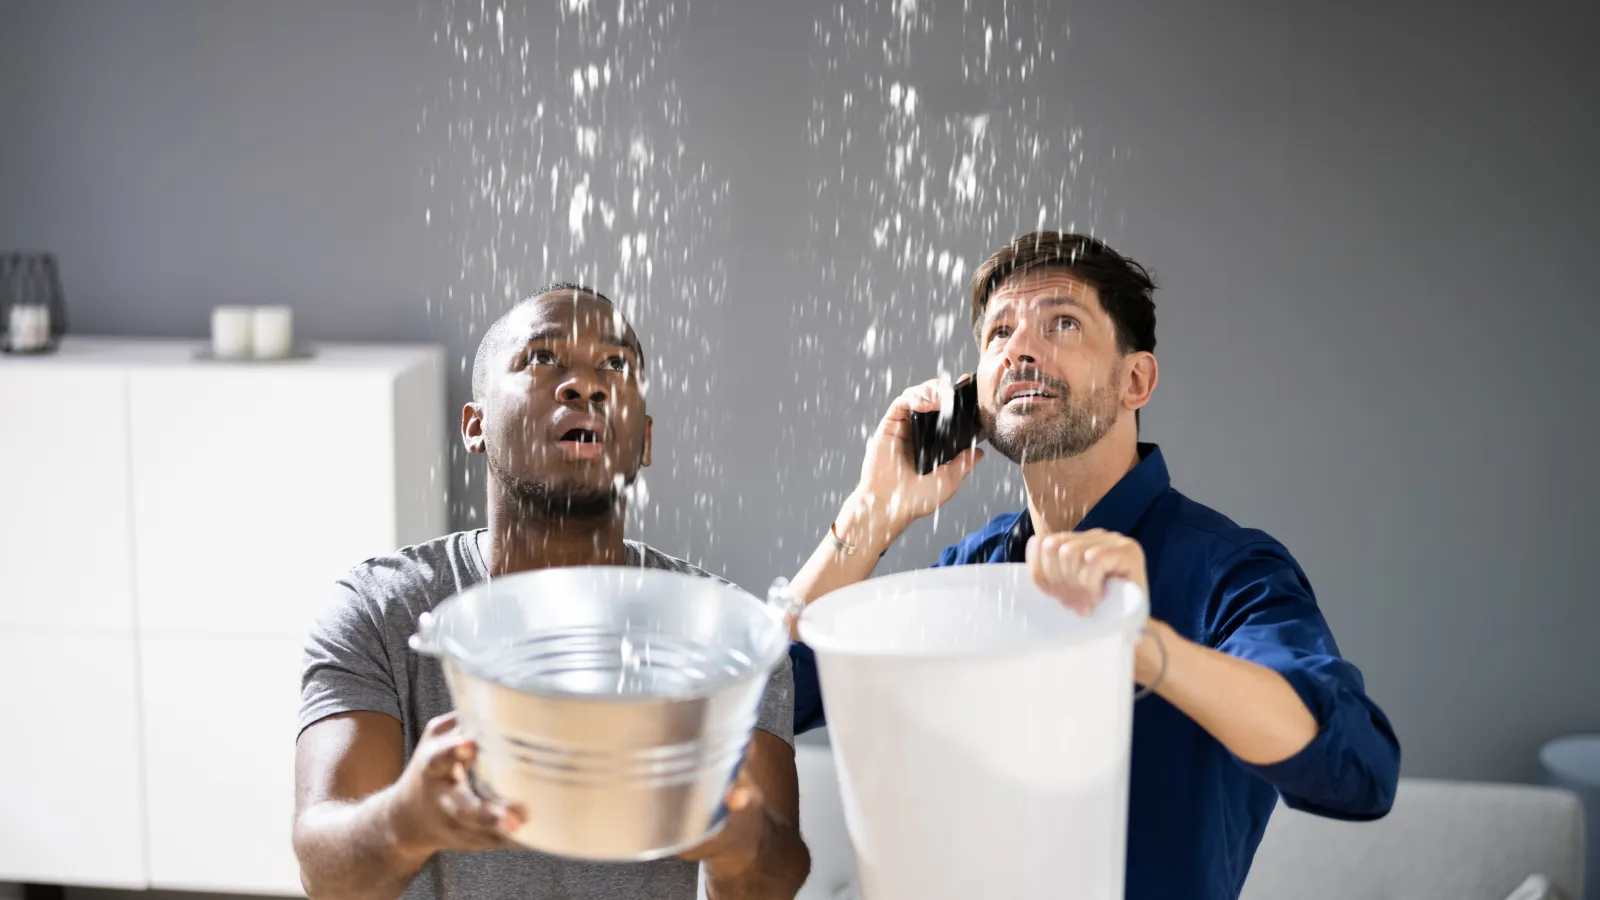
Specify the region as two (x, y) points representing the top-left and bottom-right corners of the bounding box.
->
(1242, 778), (1585, 900)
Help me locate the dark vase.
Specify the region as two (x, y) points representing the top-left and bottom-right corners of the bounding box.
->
(1, 253), (68, 354)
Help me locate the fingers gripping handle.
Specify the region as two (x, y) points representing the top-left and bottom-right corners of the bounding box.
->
(1100, 577), (1145, 616)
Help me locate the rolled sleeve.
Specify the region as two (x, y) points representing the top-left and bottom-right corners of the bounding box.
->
(1207, 543), (1401, 820)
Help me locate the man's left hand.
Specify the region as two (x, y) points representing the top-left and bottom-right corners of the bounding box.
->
(1026, 528), (1151, 614)
(678, 763), (768, 881)
(1027, 529), (1170, 686)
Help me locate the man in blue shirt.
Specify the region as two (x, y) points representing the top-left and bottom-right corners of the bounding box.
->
(783, 231), (1400, 900)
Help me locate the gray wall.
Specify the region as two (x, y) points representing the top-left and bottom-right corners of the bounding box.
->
(2, 0), (1596, 794)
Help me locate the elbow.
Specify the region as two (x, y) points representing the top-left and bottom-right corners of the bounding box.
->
(710, 827), (811, 900)
(787, 834), (814, 899)
(1285, 721), (1401, 821)
(1368, 773), (1398, 819)
(1327, 758), (1398, 820)
(1359, 735), (1402, 819)
(1347, 709), (1402, 819)
(295, 865), (350, 900)
(768, 831), (813, 900)
(291, 827), (322, 900)
(291, 813), (340, 900)
(1263, 693), (1401, 821)
(1280, 772), (1394, 822)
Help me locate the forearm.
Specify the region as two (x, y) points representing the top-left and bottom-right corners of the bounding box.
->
(294, 785), (433, 900)
(1141, 621), (1319, 766)
(704, 811), (811, 900)
(787, 492), (906, 637)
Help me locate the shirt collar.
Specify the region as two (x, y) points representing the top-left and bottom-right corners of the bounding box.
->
(1003, 443), (1171, 560)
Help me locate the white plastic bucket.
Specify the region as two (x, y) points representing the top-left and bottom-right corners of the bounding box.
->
(797, 563), (1148, 900)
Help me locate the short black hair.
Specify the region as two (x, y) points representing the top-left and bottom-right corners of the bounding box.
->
(970, 231), (1157, 356)
(470, 283), (642, 401)
(970, 231), (1157, 428)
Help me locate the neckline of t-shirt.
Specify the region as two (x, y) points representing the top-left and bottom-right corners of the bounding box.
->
(462, 528), (643, 582)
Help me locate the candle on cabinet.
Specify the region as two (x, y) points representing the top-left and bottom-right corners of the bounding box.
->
(7, 304), (51, 352)
(251, 306), (293, 359)
(211, 307), (254, 359)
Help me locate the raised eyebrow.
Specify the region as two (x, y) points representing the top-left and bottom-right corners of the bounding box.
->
(600, 335), (638, 355)
(985, 294), (1087, 327)
(523, 330), (636, 354)
(1046, 294), (1086, 309)
(980, 301), (1015, 335)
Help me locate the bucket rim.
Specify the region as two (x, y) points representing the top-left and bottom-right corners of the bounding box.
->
(796, 562), (1148, 659)
(417, 565), (790, 703)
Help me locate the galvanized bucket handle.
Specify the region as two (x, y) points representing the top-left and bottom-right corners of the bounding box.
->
(409, 610), (443, 657)
(767, 577), (805, 635)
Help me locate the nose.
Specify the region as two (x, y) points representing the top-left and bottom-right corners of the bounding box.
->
(556, 372), (608, 406)
(1000, 320), (1046, 370)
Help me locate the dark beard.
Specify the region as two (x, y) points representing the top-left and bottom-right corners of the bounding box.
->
(985, 374), (1121, 464)
(494, 468), (621, 521)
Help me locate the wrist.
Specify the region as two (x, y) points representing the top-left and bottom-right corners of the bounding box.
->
(1135, 619), (1177, 688)
(836, 489), (909, 555)
(380, 782), (438, 866)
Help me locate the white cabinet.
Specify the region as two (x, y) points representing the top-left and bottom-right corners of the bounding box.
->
(0, 337), (447, 894)
(0, 362), (136, 631)
(0, 632), (147, 888)
(140, 634), (307, 894)
(127, 364), (410, 638)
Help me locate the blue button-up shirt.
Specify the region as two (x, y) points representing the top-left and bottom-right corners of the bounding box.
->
(790, 444), (1401, 900)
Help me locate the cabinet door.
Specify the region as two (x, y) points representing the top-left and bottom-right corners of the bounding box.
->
(140, 633), (306, 896)
(0, 366), (135, 630)
(0, 631), (147, 887)
(127, 367), (401, 638)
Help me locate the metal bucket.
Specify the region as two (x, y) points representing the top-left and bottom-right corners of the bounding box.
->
(409, 565), (789, 861)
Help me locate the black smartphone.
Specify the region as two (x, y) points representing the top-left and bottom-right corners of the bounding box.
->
(909, 373), (982, 475)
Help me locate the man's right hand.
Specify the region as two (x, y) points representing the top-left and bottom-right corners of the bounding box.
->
(841, 378), (985, 551)
(783, 378), (985, 635)
(387, 712), (526, 858)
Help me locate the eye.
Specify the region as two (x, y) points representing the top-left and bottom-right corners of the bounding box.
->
(1052, 316), (1080, 332)
(986, 325), (1013, 346)
(601, 355), (629, 373)
(531, 348), (559, 366)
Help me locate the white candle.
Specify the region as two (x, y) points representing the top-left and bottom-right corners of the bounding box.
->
(7, 304), (51, 352)
(211, 306), (254, 359)
(251, 306), (294, 359)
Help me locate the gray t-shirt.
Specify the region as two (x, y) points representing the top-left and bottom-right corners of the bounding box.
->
(299, 530), (795, 900)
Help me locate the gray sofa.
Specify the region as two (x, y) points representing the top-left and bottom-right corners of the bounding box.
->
(790, 737), (1587, 900)
(1241, 778), (1585, 900)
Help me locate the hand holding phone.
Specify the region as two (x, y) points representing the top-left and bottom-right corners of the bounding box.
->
(909, 373), (983, 475)
(841, 376), (986, 548)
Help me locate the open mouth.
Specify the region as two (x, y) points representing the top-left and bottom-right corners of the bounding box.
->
(555, 425), (606, 460)
(1002, 382), (1060, 406)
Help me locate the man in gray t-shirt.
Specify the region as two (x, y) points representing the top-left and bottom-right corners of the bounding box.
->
(293, 285), (808, 900)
